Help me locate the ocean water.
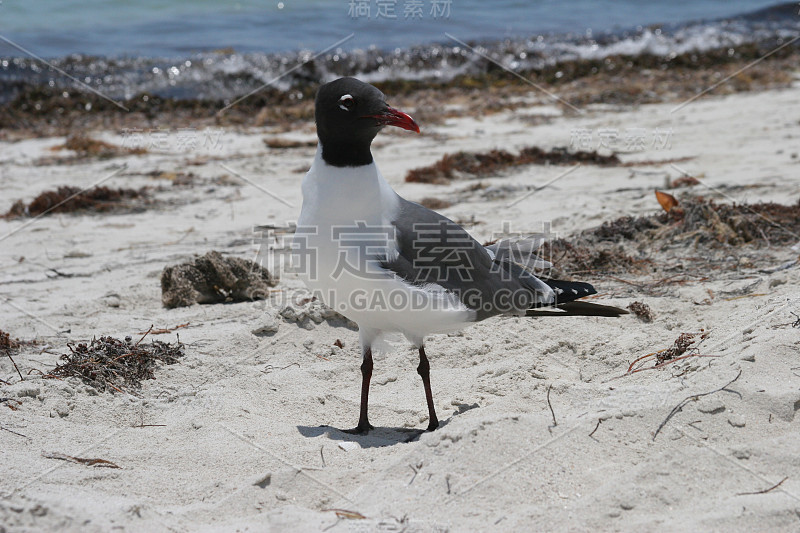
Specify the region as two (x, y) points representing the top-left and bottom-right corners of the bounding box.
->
(0, 0), (794, 57)
(0, 1), (798, 101)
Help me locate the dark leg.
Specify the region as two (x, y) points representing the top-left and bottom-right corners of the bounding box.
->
(344, 348), (374, 434)
(417, 346), (439, 431)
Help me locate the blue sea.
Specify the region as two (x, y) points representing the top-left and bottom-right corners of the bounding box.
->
(1, 1), (798, 101)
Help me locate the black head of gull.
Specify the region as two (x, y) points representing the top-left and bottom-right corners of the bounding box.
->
(315, 76), (419, 167)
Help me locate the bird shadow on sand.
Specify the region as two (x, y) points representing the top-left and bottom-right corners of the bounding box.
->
(296, 402), (479, 448)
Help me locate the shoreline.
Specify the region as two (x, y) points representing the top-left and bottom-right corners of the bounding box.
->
(2, 37), (799, 139)
(2, 0), (798, 102)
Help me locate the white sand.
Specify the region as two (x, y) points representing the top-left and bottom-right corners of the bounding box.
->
(1, 85), (800, 532)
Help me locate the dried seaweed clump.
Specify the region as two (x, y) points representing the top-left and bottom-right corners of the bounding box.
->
(527, 196), (800, 282)
(161, 251), (277, 308)
(537, 238), (648, 278)
(3, 185), (147, 219)
(656, 332), (705, 365)
(670, 176), (700, 188)
(1, 329), (38, 355)
(49, 335), (184, 392)
(53, 134), (147, 158)
(589, 215), (665, 241)
(584, 196), (800, 248)
(627, 301), (655, 322)
(1, 329), (21, 354)
(665, 197), (800, 247)
(405, 146), (620, 184)
(263, 137), (316, 149)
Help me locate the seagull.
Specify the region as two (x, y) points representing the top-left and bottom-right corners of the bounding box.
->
(294, 77), (627, 434)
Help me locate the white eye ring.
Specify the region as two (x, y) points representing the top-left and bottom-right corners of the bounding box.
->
(338, 94), (354, 111)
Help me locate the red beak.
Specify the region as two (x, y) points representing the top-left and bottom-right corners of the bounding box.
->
(364, 106), (420, 133)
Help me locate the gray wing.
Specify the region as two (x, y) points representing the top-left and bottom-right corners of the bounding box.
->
(381, 198), (554, 321)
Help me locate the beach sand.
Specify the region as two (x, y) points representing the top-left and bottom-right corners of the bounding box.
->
(1, 79), (800, 531)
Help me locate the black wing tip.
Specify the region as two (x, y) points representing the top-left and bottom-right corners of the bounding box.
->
(541, 278), (598, 306)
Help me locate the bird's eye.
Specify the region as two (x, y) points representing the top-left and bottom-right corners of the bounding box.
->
(338, 94), (355, 111)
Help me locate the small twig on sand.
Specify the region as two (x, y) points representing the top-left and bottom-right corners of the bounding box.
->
(5, 352), (23, 381)
(408, 463), (422, 486)
(627, 350), (665, 373)
(628, 353), (719, 376)
(322, 509), (366, 520)
(135, 325), (153, 346)
(623, 332), (713, 376)
(1, 398), (21, 411)
(588, 419), (603, 439)
(1, 425), (28, 438)
(547, 384), (557, 429)
(736, 476), (788, 496)
(607, 275), (644, 287)
(723, 293), (768, 302)
(653, 370), (742, 441)
(42, 451), (121, 468)
(320, 445), (326, 468)
(137, 323), (190, 335)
